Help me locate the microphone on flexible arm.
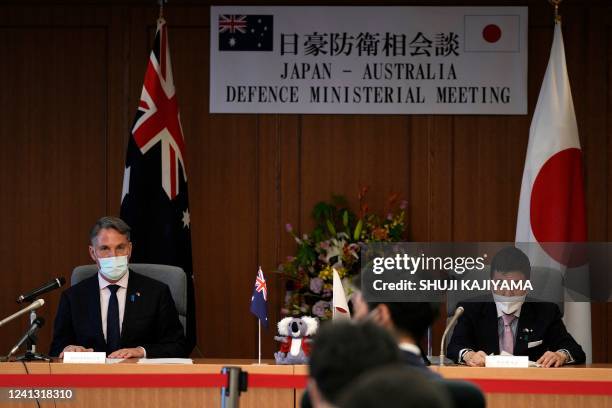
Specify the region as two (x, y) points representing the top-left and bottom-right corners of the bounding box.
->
(0, 299), (45, 327)
(16, 277), (65, 303)
(7, 317), (45, 358)
(439, 306), (464, 366)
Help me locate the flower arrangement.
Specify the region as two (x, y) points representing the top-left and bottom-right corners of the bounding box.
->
(277, 188), (407, 320)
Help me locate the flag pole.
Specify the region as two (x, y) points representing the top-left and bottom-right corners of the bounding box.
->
(158, 0), (166, 19)
(548, 0), (562, 23)
(258, 320), (262, 365)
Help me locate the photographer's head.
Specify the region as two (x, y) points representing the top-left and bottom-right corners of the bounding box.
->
(308, 321), (401, 407)
(364, 302), (440, 345)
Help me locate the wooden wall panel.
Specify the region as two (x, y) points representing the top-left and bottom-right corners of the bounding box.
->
(0, 25), (109, 354)
(0, 1), (610, 363)
(300, 115), (411, 220)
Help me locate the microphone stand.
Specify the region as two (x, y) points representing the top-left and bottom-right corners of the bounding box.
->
(14, 305), (50, 362)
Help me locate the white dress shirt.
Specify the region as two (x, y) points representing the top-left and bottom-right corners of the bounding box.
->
(399, 342), (421, 356)
(98, 271), (129, 341)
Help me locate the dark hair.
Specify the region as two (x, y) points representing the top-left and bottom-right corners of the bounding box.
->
(337, 365), (452, 408)
(490, 246), (531, 279)
(366, 302), (440, 342)
(309, 321), (401, 404)
(89, 216), (131, 244)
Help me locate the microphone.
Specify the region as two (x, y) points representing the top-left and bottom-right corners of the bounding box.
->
(0, 299), (45, 327)
(8, 317), (45, 358)
(439, 306), (464, 366)
(17, 277), (65, 303)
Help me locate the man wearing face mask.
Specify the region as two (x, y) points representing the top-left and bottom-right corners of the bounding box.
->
(49, 216), (187, 358)
(447, 246), (585, 368)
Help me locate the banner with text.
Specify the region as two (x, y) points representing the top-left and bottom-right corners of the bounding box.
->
(210, 6), (527, 115)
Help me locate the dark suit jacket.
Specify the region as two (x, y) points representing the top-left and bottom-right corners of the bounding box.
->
(400, 350), (485, 408)
(50, 270), (187, 357)
(447, 298), (586, 364)
(399, 349), (440, 379)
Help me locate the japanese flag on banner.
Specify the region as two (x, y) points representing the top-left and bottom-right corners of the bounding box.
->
(464, 14), (521, 52)
(515, 22), (591, 362)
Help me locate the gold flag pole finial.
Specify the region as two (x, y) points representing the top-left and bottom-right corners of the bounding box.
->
(549, 0), (562, 23)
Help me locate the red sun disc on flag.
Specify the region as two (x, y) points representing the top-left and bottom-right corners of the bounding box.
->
(530, 148), (587, 267)
(482, 24), (502, 43)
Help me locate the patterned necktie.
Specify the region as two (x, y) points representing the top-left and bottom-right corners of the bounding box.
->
(106, 285), (121, 354)
(500, 314), (516, 354)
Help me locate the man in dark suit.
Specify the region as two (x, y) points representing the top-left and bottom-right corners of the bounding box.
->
(50, 216), (187, 358)
(447, 246), (585, 367)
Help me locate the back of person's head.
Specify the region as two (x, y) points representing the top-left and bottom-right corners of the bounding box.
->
(366, 302), (440, 342)
(336, 365), (452, 408)
(308, 321), (401, 405)
(490, 246), (531, 279)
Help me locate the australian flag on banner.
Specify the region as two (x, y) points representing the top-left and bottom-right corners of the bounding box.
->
(219, 15), (273, 51)
(250, 267), (268, 328)
(120, 17), (196, 354)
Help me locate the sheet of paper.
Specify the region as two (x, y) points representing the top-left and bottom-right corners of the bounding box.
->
(498, 351), (541, 367)
(63, 352), (106, 364)
(137, 358), (193, 364)
(105, 358), (125, 364)
(485, 355), (529, 368)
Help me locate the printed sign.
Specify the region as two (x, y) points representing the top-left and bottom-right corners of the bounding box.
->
(210, 6), (527, 115)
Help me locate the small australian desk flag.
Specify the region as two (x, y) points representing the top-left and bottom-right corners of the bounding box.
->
(250, 267), (268, 328)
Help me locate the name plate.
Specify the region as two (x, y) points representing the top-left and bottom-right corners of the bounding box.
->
(485, 355), (529, 368)
(63, 352), (106, 364)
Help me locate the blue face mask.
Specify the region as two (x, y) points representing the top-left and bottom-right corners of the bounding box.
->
(98, 255), (129, 281)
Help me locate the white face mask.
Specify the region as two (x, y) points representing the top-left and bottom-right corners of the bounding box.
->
(98, 255), (129, 281)
(493, 293), (526, 315)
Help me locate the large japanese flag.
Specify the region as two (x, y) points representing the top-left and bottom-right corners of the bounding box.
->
(515, 22), (591, 362)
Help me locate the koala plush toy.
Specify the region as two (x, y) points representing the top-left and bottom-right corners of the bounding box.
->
(274, 316), (319, 365)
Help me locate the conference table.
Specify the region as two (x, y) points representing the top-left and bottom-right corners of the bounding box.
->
(0, 359), (611, 407)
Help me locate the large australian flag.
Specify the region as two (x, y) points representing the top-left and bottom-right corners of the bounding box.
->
(120, 17), (196, 354)
(219, 15), (273, 51)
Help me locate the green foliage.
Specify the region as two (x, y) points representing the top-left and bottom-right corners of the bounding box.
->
(277, 192), (407, 321)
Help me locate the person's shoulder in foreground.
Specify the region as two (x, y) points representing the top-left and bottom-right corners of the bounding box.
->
(336, 365), (452, 408)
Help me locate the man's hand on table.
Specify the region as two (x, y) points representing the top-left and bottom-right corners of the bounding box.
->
(537, 351), (568, 368)
(107, 347), (145, 359)
(464, 350), (487, 367)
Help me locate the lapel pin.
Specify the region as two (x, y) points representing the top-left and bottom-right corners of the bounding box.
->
(521, 328), (533, 341)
